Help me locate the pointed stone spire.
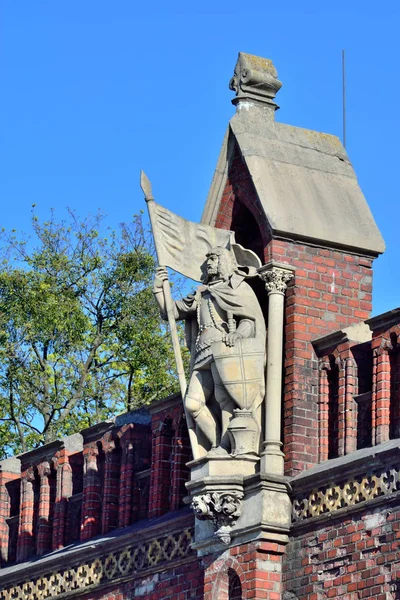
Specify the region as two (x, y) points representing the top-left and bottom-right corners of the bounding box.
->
(229, 52), (282, 112)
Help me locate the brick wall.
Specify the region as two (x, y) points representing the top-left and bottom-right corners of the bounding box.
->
(0, 467), (19, 566)
(0, 395), (191, 570)
(77, 559), (204, 599)
(202, 541), (286, 600)
(214, 143), (376, 476)
(370, 320), (400, 447)
(148, 396), (191, 518)
(284, 502), (400, 599)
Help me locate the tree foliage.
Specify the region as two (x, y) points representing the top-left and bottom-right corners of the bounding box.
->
(0, 209), (186, 456)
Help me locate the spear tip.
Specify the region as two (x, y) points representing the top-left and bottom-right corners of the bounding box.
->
(140, 170), (154, 202)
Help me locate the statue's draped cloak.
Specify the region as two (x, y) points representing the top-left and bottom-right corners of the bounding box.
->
(173, 274), (266, 363)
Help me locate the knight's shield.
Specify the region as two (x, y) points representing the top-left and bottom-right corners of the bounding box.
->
(211, 338), (265, 410)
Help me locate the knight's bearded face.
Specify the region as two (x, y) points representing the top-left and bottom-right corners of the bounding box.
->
(204, 247), (236, 282)
(206, 254), (219, 277)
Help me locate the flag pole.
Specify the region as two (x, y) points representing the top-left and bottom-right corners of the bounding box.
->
(140, 171), (199, 459)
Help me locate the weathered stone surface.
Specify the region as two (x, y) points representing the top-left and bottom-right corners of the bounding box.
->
(154, 246), (266, 457)
(202, 54), (385, 256)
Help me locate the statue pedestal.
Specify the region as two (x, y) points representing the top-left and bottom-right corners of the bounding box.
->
(186, 454), (292, 555)
(187, 452), (259, 480)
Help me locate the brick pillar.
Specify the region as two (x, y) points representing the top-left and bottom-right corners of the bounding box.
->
(0, 469), (19, 565)
(345, 357), (357, 454)
(204, 542), (286, 600)
(52, 460), (73, 550)
(318, 361), (330, 462)
(117, 425), (135, 529)
(101, 434), (120, 534)
(169, 420), (190, 512)
(36, 461), (52, 556)
(16, 467), (35, 562)
(80, 444), (101, 541)
(390, 347), (400, 438)
(148, 420), (173, 518)
(373, 345), (391, 444)
(0, 473), (10, 565)
(337, 357), (347, 457)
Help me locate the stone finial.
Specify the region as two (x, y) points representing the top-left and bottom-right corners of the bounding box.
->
(229, 52), (282, 110)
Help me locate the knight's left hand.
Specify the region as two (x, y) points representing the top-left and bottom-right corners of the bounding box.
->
(225, 333), (242, 347)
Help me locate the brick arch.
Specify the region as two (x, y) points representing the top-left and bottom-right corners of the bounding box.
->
(209, 556), (246, 600)
(231, 183), (271, 249)
(214, 142), (272, 262)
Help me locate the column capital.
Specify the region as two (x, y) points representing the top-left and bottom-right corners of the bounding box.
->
(37, 461), (51, 478)
(22, 466), (36, 484)
(258, 262), (294, 295)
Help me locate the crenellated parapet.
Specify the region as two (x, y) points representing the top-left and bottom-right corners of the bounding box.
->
(0, 395), (192, 573)
(311, 310), (400, 465)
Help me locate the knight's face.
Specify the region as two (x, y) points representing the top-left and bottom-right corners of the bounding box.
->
(206, 254), (219, 277)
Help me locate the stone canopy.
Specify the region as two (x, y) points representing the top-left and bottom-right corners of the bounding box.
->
(202, 52), (385, 257)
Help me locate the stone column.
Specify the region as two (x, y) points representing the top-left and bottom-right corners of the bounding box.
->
(259, 264), (294, 475)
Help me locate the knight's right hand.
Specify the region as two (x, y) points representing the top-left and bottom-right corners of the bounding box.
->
(153, 266), (169, 291)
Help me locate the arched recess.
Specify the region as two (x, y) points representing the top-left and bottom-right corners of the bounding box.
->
(228, 567), (242, 600)
(327, 355), (339, 459)
(211, 557), (245, 600)
(389, 331), (400, 440)
(231, 197), (266, 263)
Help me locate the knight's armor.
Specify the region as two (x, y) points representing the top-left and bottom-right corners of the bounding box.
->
(193, 289), (228, 369)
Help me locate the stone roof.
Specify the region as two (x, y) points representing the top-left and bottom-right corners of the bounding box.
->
(202, 53), (385, 257)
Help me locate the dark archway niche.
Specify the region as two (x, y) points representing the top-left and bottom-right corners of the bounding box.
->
(231, 199), (265, 264)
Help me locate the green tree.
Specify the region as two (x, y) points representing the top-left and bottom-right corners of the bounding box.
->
(0, 209), (186, 457)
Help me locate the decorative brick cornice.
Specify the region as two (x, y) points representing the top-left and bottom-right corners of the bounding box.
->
(293, 464), (400, 524)
(291, 441), (400, 525)
(0, 520), (194, 600)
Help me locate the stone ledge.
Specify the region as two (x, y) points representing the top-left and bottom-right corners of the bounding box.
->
(291, 438), (400, 493)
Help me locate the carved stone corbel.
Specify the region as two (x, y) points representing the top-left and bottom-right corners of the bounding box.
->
(191, 490), (243, 544)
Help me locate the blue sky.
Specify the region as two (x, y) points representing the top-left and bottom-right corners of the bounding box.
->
(1, 1), (399, 316)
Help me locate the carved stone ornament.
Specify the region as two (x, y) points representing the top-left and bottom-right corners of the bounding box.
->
(191, 491), (243, 544)
(227, 408), (259, 456)
(261, 268), (294, 295)
(229, 52), (282, 107)
(292, 463), (400, 523)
